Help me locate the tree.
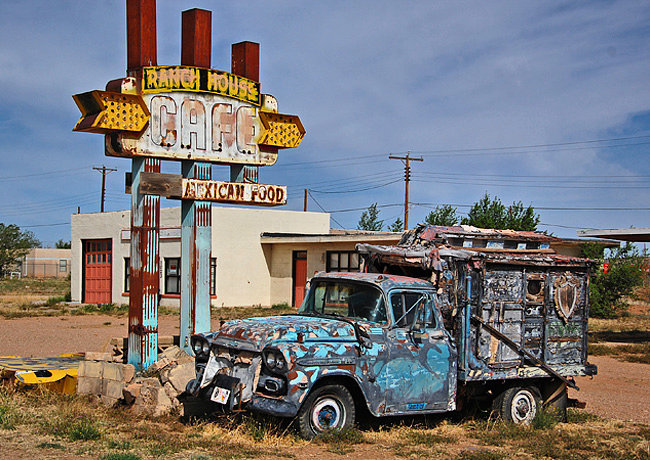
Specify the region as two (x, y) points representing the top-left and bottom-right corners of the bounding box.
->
(357, 203), (383, 231)
(505, 201), (540, 231)
(0, 223), (41, 277)
(388, 218), (403, 232)
(589, 243), (646, 318)
(55, 239), (71, 249)
(424, 205), (459, 226)
(461, 193), (540, 231)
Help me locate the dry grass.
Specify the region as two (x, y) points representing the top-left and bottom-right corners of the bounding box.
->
(0, 382), (648, 459)
(589, 314), (650, 334)
(0, 279), (294, 320)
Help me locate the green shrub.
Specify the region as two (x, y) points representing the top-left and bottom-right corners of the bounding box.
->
(271, 302), (291, 310)
(68, 418), (101, 441)
(531, 407), (559, 430)
(589, 244), (646, 318)
(0, 404), (15, 430)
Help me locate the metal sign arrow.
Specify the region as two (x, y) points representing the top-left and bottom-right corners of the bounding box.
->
(72, 90), (150, 134)
(257, 111), (306, 149)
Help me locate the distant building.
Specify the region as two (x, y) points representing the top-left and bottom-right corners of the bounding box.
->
(20, 248), (71, 278)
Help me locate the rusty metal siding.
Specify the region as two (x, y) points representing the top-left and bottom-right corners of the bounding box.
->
(127, 157), (161, 369)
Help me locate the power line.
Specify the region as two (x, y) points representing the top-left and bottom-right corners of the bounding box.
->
(0, 165), (93, 181)
(408, 134), (650, 155)
(20, 222), (70, 228)
(539, 222), (599, 230)
(413, 172), (650, 184)
(326, 203), (403, 214)
(307, 190), (345, 229)
(274, 133), (650, 168)
(410, 178), (650, 189)
(309, 178), (402, 194)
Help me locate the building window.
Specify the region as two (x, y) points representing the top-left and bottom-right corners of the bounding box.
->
(165, 258), (181, 294)
(124, 258), (130, 293)
(326, 251), (360, 272)
(210, 258), (217, 296)
(59, 259), (68, 273)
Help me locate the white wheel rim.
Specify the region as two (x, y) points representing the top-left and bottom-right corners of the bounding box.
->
(511, 390), (536, 423)
(311, 396), (344, 432)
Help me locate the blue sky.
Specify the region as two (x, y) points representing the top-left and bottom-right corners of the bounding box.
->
(1, 1), (650, 246)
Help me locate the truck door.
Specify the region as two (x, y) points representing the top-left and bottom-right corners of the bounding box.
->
(384, 290), (456, 414)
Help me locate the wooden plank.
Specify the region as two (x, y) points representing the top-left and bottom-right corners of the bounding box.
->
(471, 315), (578, 389)
(125, 172), (132, 194)
(138, 172), (183, 197)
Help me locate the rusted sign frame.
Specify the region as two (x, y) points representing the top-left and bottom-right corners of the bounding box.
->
(179, 8), (213, 353)
(126, 0), (160, 370)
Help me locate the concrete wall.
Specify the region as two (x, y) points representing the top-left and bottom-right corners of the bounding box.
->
(21, 248), (71, 278)
(212, 207), (329, 307)
(71, 207), (330, 307)
(267, 241), (375, 306)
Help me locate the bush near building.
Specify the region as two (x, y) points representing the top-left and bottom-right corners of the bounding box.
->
(588, 243), (647, 319)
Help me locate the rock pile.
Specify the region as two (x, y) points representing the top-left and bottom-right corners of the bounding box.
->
(76, 346), (196, 417)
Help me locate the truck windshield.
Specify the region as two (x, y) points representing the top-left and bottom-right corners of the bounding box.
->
(299, 280), (387, 324)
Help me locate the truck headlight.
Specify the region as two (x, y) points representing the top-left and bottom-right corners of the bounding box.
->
(263, 349), (286, 372)
(191, 335), (211, 360)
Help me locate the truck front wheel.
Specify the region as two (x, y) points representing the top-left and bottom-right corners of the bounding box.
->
(493, 386), (540, 424)
(297, 384), (356, 439)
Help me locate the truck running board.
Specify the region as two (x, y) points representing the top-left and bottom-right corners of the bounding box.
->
(471, 315), (578, 390)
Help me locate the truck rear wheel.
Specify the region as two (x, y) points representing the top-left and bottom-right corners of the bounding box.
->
(297, 384), (356, 439)
(493, 386), (540, 424)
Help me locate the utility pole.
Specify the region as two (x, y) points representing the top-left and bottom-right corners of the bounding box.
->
(304, 188), (308, 212)
(93, 165), (117, 212)
(389, 152), (423, 231)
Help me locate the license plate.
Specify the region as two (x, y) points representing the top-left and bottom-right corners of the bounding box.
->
(210, 386), (231, 405)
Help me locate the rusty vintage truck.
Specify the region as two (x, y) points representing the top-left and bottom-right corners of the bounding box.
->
(185, 225), (597, 438)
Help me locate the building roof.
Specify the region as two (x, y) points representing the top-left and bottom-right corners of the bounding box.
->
(577, 228), (650, 242)
(260, 230), (402, 244)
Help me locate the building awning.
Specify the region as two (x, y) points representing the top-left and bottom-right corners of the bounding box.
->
(260, 231), (402, 244)
(577, 228), (650, 242)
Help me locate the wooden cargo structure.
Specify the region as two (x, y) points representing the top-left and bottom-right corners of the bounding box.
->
(357, 224), (597, 387)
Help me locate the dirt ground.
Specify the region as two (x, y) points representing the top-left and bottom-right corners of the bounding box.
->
(0, 315), (648, 425)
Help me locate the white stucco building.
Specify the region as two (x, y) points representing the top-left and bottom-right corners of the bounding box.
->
(70, 207), (401, 307)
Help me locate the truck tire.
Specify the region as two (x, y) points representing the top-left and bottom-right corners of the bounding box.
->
(297, 384), (356, 439)
(493, 386), (540, 424)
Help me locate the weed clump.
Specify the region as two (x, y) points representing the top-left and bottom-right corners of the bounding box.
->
(315, 427), (364, 455)
(0, 404), (16, 430)
(41, 409), (101, 441)
(102, 454), (142, 460)
(531, 407), (560, 430)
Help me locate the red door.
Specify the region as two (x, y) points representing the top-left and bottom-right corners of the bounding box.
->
(292, 251), (307, 307)
(83, 239), (112, 304)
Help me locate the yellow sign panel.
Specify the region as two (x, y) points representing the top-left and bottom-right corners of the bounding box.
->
(73, 91), (150, 134)
(258, 112), (306, 148)
(142, 66), (261, 106)
(182, 179), (286, 206)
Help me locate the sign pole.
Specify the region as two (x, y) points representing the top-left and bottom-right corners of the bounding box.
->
(126, 0), (160, 369)
(230, 41), (261, 185)
(179, 8), (212, 353)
